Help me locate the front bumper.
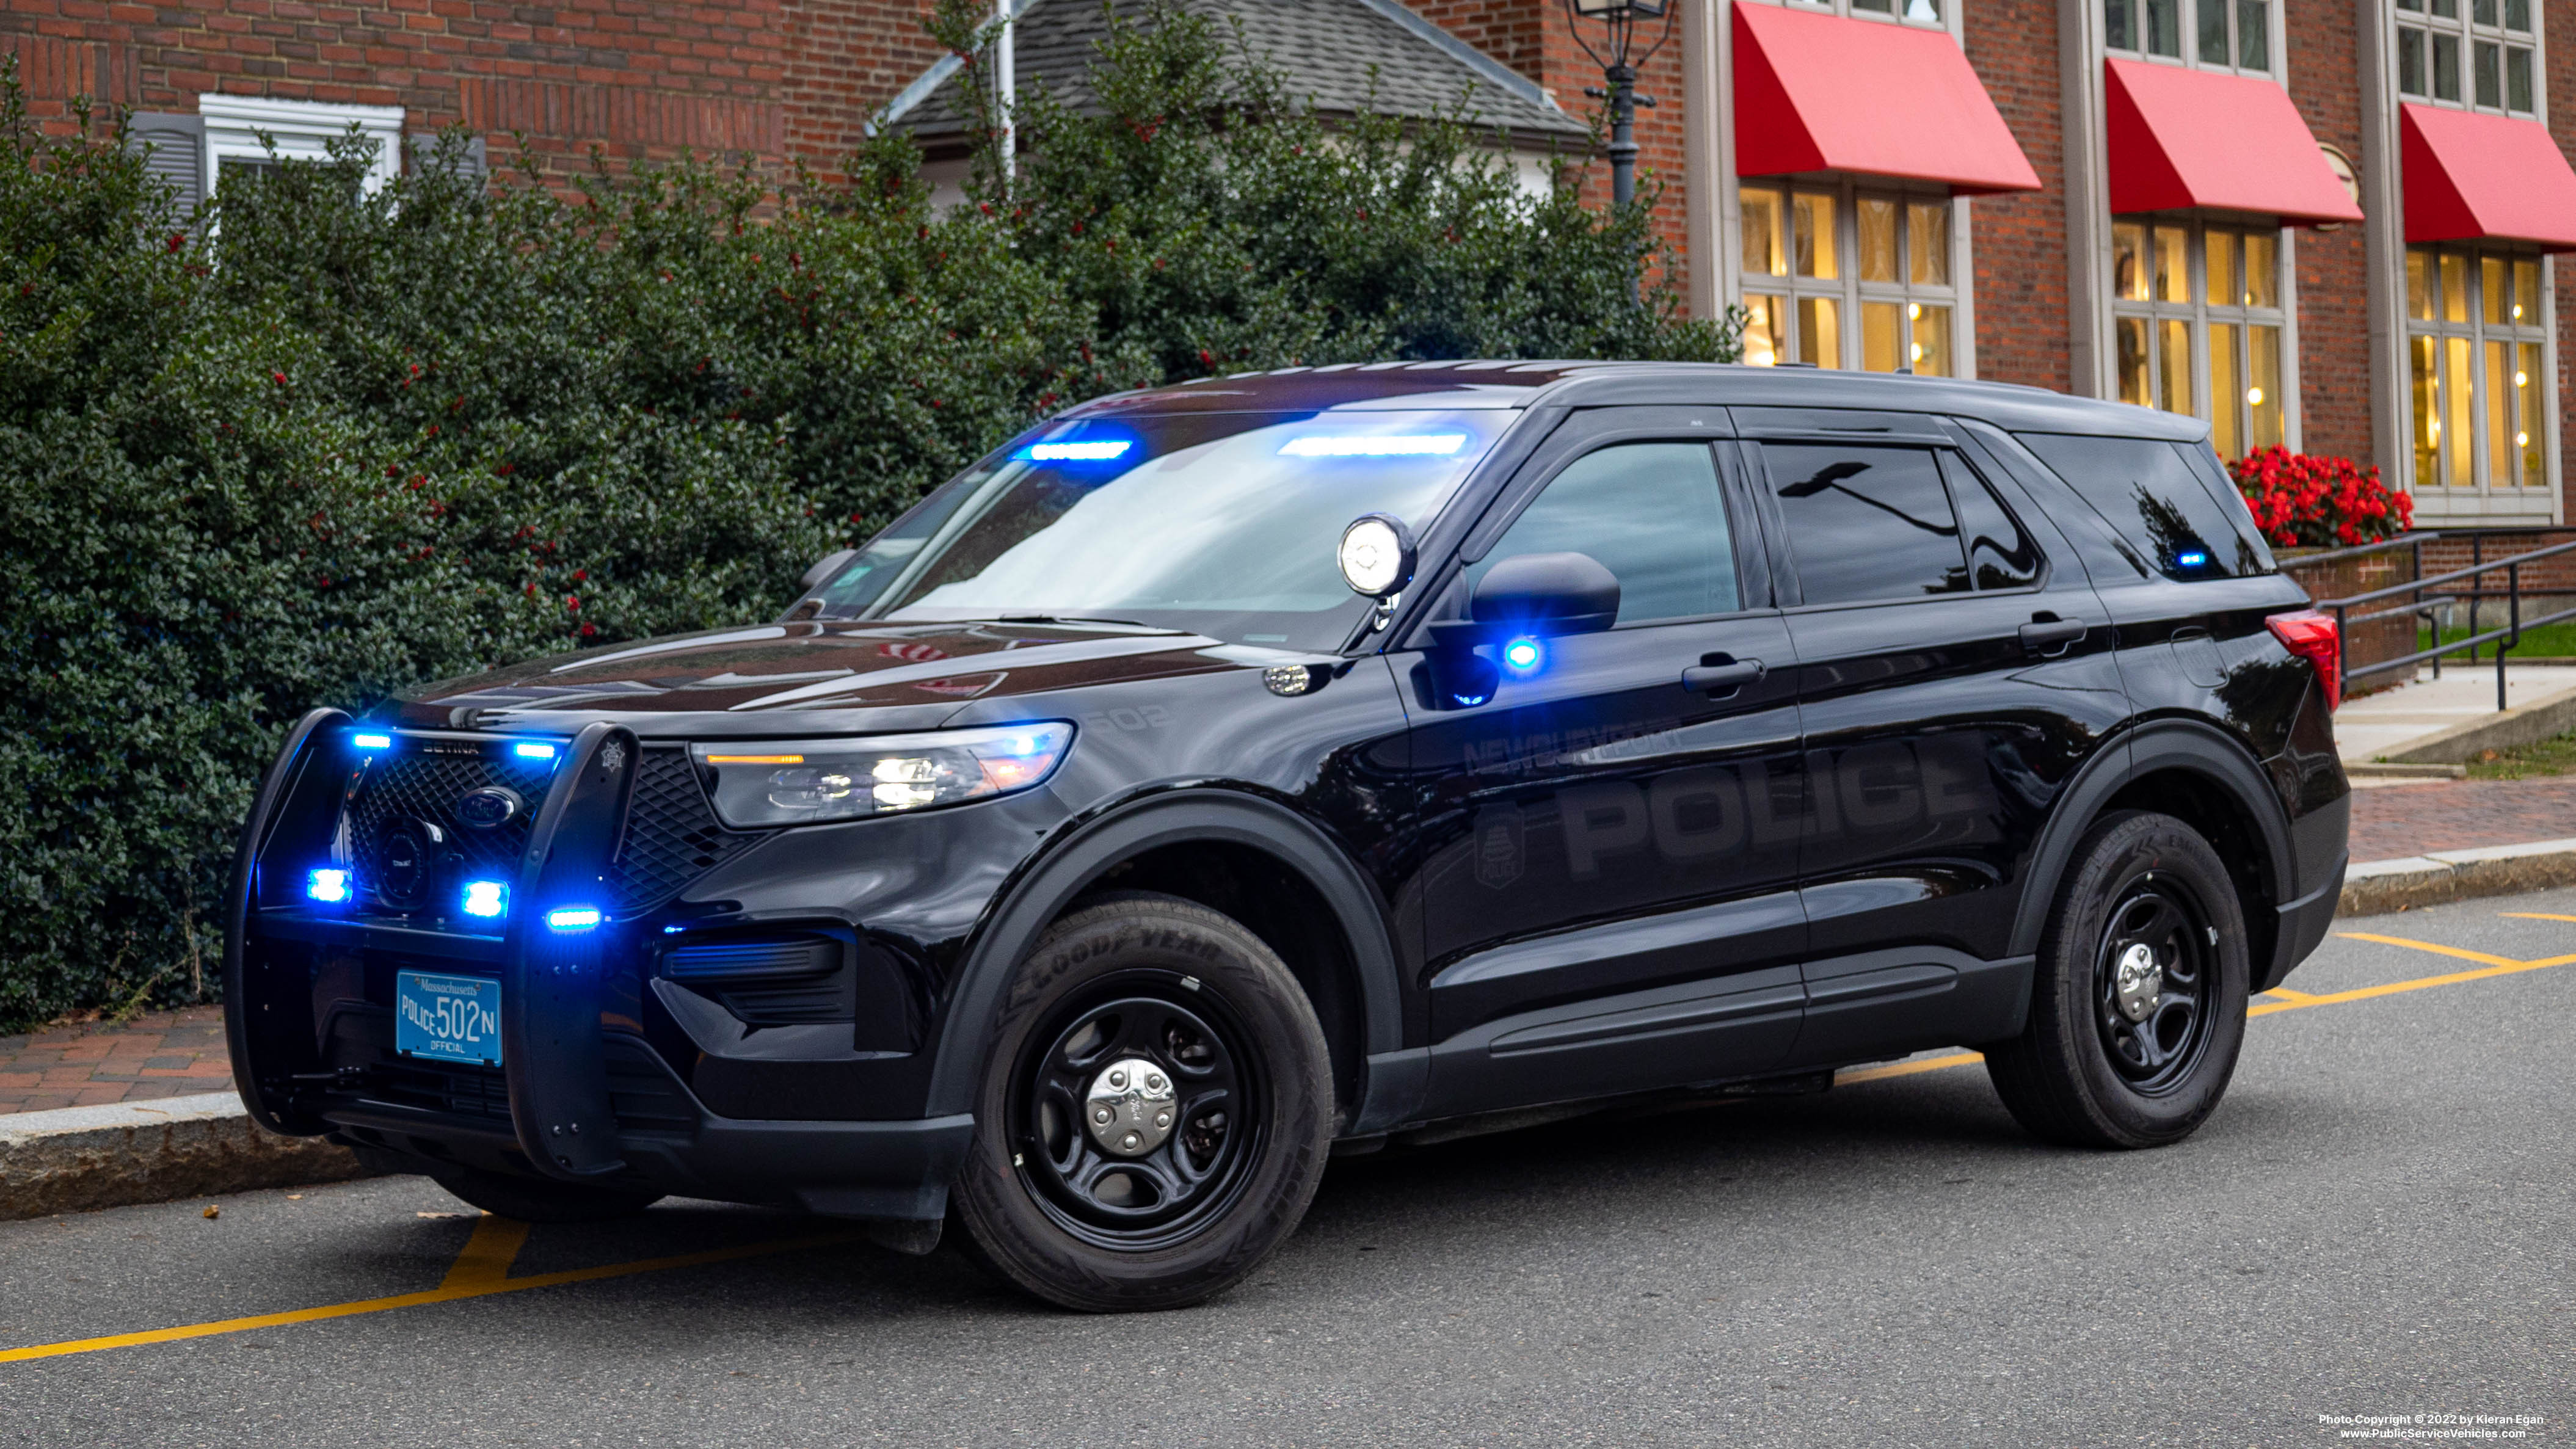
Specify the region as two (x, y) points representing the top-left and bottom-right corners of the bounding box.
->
(224, 711), (972, 1218)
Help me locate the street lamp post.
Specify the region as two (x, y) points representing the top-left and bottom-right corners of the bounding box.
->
(1563, 0), (1676, 209)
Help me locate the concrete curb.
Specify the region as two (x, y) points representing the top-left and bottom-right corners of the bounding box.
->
(2337, 837), (2576, 917)
(0, 1091), (376, 1222)
(2378, 681), (2576, 764)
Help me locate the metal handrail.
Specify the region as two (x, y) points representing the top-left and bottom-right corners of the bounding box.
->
(2311, 532), (2576, 710)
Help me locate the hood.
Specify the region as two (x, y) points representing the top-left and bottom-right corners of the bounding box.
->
(380, 620), (1332, 738)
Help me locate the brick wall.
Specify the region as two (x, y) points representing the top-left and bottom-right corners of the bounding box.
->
(779, 0), (941, 178)
(1962, 0), (2067, 392)
(2283, 0), (2370, 467)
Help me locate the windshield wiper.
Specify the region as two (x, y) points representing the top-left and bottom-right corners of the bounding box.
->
(994, 614), (1156, 630)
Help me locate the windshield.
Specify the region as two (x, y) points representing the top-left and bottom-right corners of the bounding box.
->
(809, 410), (1509, 650)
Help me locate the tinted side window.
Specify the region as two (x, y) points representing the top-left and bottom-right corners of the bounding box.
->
(1765, 445), (1969, 606)
(1940, 452), (2042, 590)
(2013, 433), (2269, 579)
(1476, 443), (1739, 625)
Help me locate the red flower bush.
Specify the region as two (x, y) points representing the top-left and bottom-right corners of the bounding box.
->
(2227, 446), (2414, 550)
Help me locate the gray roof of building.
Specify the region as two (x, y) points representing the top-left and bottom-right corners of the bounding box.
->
(886, 0), (1588, 147)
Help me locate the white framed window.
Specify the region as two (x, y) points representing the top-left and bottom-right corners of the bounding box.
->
(1783, 0), (1948, 27)
(2109, 219), (2290, 458)
(1740, 181), (1960, 376)
(2106, 0), (2279, 75)
(2404, 245), (2552, 493)
(197, 95), (405, 198)
(2393, 0), (2536, 115)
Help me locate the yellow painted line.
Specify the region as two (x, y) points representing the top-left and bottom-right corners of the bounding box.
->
(0, 1223), (857, 1365)
(2500, 912), (2576, 923)
(1838, 1050), (1982, 1085)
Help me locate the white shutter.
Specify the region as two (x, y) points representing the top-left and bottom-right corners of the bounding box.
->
(126, 112), (206, 225)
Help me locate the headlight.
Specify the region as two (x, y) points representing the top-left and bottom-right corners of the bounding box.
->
(692, 722), (1074, 829)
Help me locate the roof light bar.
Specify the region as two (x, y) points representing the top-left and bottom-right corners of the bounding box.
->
(1021, 440), (1132, 462)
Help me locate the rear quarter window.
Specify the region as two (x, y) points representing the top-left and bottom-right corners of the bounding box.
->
(2012, 434), (2274, 580)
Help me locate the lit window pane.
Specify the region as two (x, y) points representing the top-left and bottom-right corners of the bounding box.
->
(2107, 0), (2134, 49)
(2237, 0), (2268, 69)
(2145, 0), (2181, 55)
(1743, 294), (1786, 366)
(2155, 226), (2191, 303)
(2519, 341), (2544, 485)
(2432, 33), (2459, 103)
(2159, 318), (2195, 416)
(2210, 322), (2242, 458)
(2244, 231), (2279, 308)
(2444, 335), (2473, 487)
(1799, 296), (1841, 369)
(2512, 259), (2539, 324)
(2408, 249), (2435, 321)
(1912, 304), (1952, 377)
(2399, 28), (2426, 95)
(1741, 187), (1786, 277)
(2508, 48), (2532, 112)
(2487, 339), (2512, 486)
(2118, 318), (2153, 407)
(2412, 335), (2440, 486)
(1858, 198), (1899, 283)
(1794, 193), (1837, 280)
(1904, 0), (1941, 20)
(2441, 253), (2469, 322)
(2483, 256), (2507, 325)
(2207, 230), (2238, 310)
(1908, 201), (1949, 285)
(2197, 0), (2229, 63)
(2249, 325), (2284, 451)
(2114, 222), (2149, 301)
(2475, 42), (2500, 109)
(1862, 302), (1903, 372)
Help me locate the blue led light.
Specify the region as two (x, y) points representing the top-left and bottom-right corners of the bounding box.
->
(460, 879), (508, 920)
(1454, 689), (1493, 707)
(514, 742), (558, 760)
(2177, 550), (2209, 568)
(1278, 434), (1468, 459)
(547, 906), (603, 932)
(306, 868), (351, 904)
(663, 924), (686, 935)
(351, 733), (392, 750)
(1020, 439), (1133, 463)
(1502, 637), (1543, 672)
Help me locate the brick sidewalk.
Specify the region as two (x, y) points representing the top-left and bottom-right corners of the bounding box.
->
(0, 774), (2568, 1119)
(0, 1005), (233, 1116)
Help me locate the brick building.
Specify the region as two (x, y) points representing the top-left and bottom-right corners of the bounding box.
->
(7, 0), (2576, 523)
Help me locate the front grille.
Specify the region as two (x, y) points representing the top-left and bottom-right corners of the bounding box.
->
(606, 748), (767, 912)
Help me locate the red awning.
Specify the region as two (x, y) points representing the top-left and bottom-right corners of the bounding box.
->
(1732, 3), (2039, 196)
(2401, 103), (2576, 250)
(2103, 59), (2360, 223)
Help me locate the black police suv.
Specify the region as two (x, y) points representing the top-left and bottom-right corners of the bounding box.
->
(226, 361), (2349, 1310)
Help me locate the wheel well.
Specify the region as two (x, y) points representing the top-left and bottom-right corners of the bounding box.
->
(1077, 842), (1370, 1128)
(2101, 768), (2279, 968)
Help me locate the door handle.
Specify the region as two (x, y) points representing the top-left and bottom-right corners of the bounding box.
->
(2018, 617), (2088, 656)
(1681, 655), (1766, 697)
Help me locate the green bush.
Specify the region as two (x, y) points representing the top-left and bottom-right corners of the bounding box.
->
(0, 7), (1737, 1027)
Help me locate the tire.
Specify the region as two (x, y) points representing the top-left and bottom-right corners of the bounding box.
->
(429, 1165), (663, 1224)
(951, 891), (1334, 1312)
(1985, 810), (2250, 1150)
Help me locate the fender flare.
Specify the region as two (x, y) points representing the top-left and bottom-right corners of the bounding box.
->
(2007, 719), (2295, 961)
(920, 790), (1405, 1120)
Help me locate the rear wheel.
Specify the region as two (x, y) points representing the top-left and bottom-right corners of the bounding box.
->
(429, 1166), (663, 1224)
(1985, 811), (2250, 1149)
(951, 892), (1333, 1312)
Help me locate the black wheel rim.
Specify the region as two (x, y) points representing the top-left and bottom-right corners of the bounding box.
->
(2093, 873), (2216, 1095)
(1008, 974), (1266, 1252)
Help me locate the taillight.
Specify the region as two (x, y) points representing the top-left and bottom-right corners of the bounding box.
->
(2268, 609), (2341, 711)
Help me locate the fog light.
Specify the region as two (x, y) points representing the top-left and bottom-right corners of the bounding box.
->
(460, 879), (508, 919)
(546, 906), (603, 932)
(306, 868), (351, 904)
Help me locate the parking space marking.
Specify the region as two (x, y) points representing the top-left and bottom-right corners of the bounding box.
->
(0, 1218), (857, 1365)
(9, 921), (2574, 1370)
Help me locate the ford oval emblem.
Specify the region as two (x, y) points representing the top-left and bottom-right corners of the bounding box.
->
(455, 786), (523, 831)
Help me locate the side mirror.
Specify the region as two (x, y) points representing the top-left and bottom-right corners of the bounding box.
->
(1432, 551), (1620, 647)
(1337, 514), (1417, 598)
(800, 548), (859, 593)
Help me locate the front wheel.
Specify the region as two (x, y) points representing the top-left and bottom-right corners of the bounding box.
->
(1985, 811), (2250, 1149)
(951, 892), (1334, 1312)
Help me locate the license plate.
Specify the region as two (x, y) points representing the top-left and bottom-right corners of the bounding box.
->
(396, 971), (503, 1067)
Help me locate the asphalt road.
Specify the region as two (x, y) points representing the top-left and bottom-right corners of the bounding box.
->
(5, 886), (2575, 1448)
